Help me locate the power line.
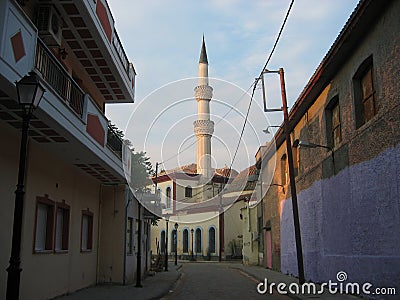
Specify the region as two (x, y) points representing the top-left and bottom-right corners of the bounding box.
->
(227, 0), (295, 174)
(160, 83), (255, 165)
(159, 0), (295, 172)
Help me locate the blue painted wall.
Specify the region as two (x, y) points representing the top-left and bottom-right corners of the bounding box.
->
(281, 144), (400, 298)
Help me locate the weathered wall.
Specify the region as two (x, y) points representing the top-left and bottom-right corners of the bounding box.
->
(281, 143), (400, 293)
(280, 1), (400, 297)
(0, 122), (101, 300)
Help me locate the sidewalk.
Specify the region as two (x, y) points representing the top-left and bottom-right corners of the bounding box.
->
(229, 263), (362, 300)
(55, 263), (182, 300)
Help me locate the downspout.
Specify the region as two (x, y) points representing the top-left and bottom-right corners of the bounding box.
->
(96, 184), (103, 284)
(123, 185), (131, 285)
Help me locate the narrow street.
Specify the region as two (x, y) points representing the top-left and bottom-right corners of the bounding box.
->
(166, 262), (291, 300)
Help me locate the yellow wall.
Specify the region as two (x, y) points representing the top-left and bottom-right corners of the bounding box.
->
(241, 204), (259, 265)
(0, 123), (101, 300)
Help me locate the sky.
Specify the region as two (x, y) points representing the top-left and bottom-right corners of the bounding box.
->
(105, 0), (359, 172)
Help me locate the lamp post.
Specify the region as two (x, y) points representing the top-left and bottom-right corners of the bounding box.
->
(7, 72), (45, 300)
(174, 223), (178, 265)
(190, 228), (194, 261)
(165, 215), (169, 271)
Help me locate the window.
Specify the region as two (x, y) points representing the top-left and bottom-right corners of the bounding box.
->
(185, 186), (192, 198)
(171, 230), (177, 253)
(208, 227), (216, 253)
(166, 187), (171, 208)
(160, 231), (166, 253)
(353, 56), (377, 128)
(55, 202), (70, 251)
(81, 210), (93, 251)
(126, 217), (133, 255)
(34, 197), (55, 252)
(280, 154), (287, 185)
(195, 228), (202, 254)
(326, 96), (342, 148)
(182, 229), (189, 253)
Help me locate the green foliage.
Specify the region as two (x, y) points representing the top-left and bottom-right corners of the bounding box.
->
(130, 150), (154, 191)
(107, 120), (124, 140)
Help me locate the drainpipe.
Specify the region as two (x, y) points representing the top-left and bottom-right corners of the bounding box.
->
(135, 201), (143, 287)
(96, 184), (103, 284)
(123, 186), (131, 285)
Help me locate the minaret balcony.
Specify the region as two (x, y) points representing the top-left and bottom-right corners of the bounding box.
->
(194, 119), (214, 136)
(194, 85), (213, 100)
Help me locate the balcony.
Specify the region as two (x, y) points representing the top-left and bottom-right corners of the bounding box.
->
(35, 39), (84, 117)
(106, 123), (123, 159)
(0, 0), (131, 183)
(139, 192), (162, 219)
(35, 38), (124, 160)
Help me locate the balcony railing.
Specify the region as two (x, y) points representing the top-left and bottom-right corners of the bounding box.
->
(34, 39), (84, 117)
(107, 123), (123, 159)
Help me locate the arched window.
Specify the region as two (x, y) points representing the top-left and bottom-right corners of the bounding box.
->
(185, 186), (192, 198)
(195, 228), (202, 254)
(166, 187), (171, 208)
(208, 227), (216, 253)
(182, 229), (189, 253)
(171, 229), (177, 253)
(160, 230), (166, 253)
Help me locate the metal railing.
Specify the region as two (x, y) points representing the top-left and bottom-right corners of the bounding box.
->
(107, 123), (123, 159)
(34, 39), (84, 117)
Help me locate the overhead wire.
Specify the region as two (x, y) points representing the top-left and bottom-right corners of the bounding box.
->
(158, 0), (295, 176)
(226, 0), (295, 180)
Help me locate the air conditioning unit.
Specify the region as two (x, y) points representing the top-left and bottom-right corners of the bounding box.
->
(252, 231), (259, 241)
(36, 5), (62, 47)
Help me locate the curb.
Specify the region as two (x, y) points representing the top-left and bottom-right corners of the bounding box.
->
(229, 266), (302, 300)
(151, 265), (183, 300)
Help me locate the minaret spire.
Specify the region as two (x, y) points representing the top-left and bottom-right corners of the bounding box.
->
(199, 34), (208, 64)
(194, 36), (214, 181)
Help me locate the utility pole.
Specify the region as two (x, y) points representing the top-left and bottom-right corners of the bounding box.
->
(262, 68), (305, 284)
(278, 68), (305, 284)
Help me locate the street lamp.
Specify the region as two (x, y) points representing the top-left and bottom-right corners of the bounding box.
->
(293, 139), (335, 173)
(165, 215), (169, 271)
(174, 223), (179, 265)
(190, 228), (194, 261)
(292, 139), (332, 151)
(262, 125), (281, 134)
(269, 183), (285, 194)
(7, 72), (45, 300)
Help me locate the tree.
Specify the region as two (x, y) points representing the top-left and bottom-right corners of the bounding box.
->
(130, 150), (154, 191)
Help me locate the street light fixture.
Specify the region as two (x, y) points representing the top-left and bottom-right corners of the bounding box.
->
(7, 72), (45, 300)
(165, 215), (169, 271)
(269, 183), (285, 194)
(262, 125), (281, 134)
(292, 139), (332, 151)
(174, 223), (179, 265)
(293, 139), (335, 173)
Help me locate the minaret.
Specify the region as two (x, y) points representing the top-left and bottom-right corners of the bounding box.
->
(194, 36), (214, 180)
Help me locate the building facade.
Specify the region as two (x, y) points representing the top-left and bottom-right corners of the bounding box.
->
(0, 0), (152, 299)
(258, 0), (400, 295)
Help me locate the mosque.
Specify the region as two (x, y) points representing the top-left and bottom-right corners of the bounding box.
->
(150, 37), (257, 261)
